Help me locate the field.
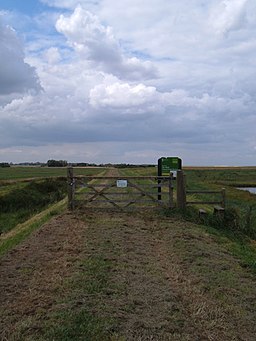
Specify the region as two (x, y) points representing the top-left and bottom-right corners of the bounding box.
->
(0, 166), (104, 181)
(0, 167), (106, 249)
(0, 166), (256, 340)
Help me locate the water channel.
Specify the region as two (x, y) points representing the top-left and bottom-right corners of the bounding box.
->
(237, 187), (256, 194)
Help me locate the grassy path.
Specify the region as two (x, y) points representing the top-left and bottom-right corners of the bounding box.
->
(0, 209), (256, 340)
(0, 169), (256, 340)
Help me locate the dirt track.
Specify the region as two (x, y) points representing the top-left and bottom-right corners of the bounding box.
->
(1, 204), (256, 340)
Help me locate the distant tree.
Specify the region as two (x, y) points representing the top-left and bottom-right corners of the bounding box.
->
(47, 159), (68, 167)
(0, 162), (10, 168)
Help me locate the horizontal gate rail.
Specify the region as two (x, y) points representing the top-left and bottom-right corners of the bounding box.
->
(73, 176), (169, 179)
(186, 188), (226, 208)
(67, 168), (174, 210)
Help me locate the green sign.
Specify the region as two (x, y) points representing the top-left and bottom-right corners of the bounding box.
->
(158, 157), (182, 176)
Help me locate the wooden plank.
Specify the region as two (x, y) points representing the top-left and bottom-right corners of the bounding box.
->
(70, 172), (173, 210)
(123, 192), (146, 208)
(214, 205), (225, 216)
(96, 193), (123, 209)
(72, 176), (172, 180)
(214, 205), (225, 211)
(199, 208), (207, 218)
(86, 183), (115, 202)
(85, 199), (162, 203)
(73, 202), (164, 211)
(128, 180), (165, 206)
(77, 191), (160, 197)
(80, 183), (165, 189)
(186, 190), (222, 194)
(187, 201), (222, 205)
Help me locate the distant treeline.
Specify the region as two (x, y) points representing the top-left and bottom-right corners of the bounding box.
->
(1, 160), (156, 168)
(71, 163), (155, 168)
(0, 162), (10, 168)
(47, 159), (68, 167)
(113, 164), (155, 168)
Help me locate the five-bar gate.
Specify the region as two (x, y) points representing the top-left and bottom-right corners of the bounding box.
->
(67, 169), (174, 211)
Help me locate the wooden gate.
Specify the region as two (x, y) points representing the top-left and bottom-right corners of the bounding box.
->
(67, 168), (174, 210)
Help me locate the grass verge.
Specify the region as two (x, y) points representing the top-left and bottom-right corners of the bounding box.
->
(162, 207), (256, 274)
(0, 198), (67, 258)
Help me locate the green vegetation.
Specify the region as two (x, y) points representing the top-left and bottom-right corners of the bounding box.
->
(1, 165), (255, 272)
(186, 167), (256, 187)
(120, 166), (256, 272)
(0, 178), (67, 234)
(0, 167), (107, 234)
(0, 166), (104, 180)
(1, 166), (256, 340)
(162, 206), (256, 273)
(184, 168), (256, 238)
(123, 166), (256, 237)
(0, 199), (66, 257)
(0, 167), (107, 256)
(42, 255), (115, 341)
(17, 209), (256, 340)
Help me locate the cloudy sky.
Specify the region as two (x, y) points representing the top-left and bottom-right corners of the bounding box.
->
(0, 0), (256, 165)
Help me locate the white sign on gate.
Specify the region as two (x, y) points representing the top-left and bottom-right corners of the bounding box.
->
(116, 180), (128, 188)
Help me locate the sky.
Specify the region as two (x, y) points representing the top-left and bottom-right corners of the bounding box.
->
(0, 0), (256, 165)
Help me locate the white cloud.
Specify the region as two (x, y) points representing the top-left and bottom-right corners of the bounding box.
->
(43, 47), (61, 64)
(1, 1), (256, 165)
(210, 0), (248, 36)
(89, 82), (160, 111)
(89, 82), (249, 119)
(55, 6), (157, 80)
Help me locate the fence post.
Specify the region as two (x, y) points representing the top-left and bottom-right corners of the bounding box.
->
(221, 188), (226, 208)
(67, 167), (74, 210)
(177, 170), (186, 209)
(169, 174), (174, 208)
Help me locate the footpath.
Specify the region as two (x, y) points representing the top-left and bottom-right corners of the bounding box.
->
(0, 169), (255, 340)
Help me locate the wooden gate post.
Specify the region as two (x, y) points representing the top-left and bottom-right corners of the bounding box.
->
(177, 170), (186, 209)
(67, 167), (74, 210)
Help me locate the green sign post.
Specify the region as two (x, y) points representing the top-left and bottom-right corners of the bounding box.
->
(158, 157), (182, 176)
(157, 157), (182, 200)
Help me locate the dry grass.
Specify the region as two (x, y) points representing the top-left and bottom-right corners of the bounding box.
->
(0, 184), (256, 341)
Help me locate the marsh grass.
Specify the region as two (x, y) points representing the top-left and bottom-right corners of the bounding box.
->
(0, 178), (67, 234)
(131, 167), (256, 238)
(0, 198), (66, 257)
(162, 206), (256, 274)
